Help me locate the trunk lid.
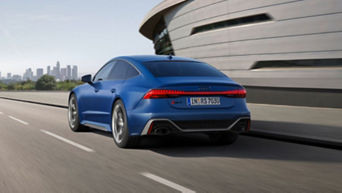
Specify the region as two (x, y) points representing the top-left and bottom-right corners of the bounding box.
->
(155, 77), (243, 109)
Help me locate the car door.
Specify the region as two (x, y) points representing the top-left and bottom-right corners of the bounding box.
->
(90, 60), (136, 124)
(81, 61), (116, 123)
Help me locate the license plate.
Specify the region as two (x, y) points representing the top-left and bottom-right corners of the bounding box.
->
(189, 97), (221, 106)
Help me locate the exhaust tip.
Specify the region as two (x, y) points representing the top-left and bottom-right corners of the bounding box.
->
(153, 127), (171, 135)
(147, 120), (175, 135)
(231, 119), (251, 133)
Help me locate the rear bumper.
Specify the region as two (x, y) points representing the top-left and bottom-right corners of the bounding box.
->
(140, 117), (251, 135)
(127, 97), (250, 135)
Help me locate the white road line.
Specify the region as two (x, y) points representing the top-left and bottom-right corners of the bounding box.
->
(141, 172), (196, 193)
(8, 115), (29, 125)
(40, 129), (95, 153)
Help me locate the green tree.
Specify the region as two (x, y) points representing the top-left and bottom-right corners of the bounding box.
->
(7, 83), (15, 90)
(14, 83), (23, 90)
(56, 80), (82, 91)
(0, 81), (7, 90)
(22, 80), (35, 90)
(35, 75), (56, 90)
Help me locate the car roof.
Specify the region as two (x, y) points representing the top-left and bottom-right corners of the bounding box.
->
(113, 55), (200, 63)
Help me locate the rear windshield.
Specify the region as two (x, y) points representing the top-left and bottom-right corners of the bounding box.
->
(142, 61), (226, 77)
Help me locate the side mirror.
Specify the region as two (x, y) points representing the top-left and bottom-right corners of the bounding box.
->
(81, 74), (92, 84)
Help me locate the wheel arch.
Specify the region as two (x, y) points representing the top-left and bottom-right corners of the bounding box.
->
(111, 96), (123, 111)
(110, 96), (133, 133)
(68, 91), (75, 101)
(68, 90), (84, 122)
(110, 96), (123, 130)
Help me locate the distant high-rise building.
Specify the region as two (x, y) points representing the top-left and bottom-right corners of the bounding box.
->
(47, 66), (51, 75)
(72, 65), (78, 80)
(12, 75), (22, 81)
(61, 68), (67, 81)
(66, 65), (71, 80)
(23, 68), (33, 81)
(56, 61), (61, 80)
(36, 68), (44, 79)
(51, 66), (57, 77)
(7, 73), (11, 79)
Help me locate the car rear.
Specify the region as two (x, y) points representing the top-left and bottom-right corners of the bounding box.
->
(131, 59), (250, 136)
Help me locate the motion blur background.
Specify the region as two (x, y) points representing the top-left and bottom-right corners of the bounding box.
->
(1, 0), (342, 144)
(0, 0), (342, 144)
(0, 1), (342, 192)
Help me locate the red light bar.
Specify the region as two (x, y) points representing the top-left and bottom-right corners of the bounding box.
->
(143, 89), (246, 99)
(147, 122), (154, 134)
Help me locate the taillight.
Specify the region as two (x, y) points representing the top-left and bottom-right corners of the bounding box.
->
(225, 89), (246, 98)
(143, 89), (246, 99)
(143, 89), (184, 99)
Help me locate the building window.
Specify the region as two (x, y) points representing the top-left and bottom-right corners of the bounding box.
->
(191, 13), (272, 35)
(251, 59), (342, 69)
(153, 18), (175, 55)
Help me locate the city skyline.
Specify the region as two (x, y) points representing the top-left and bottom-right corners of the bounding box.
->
(0, 0), (161, 75)
(1, 61), (78, 81)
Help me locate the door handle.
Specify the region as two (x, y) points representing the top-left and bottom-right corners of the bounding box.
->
(111, 88), (116, 93)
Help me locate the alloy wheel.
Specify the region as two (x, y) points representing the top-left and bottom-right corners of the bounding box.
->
(112, 105), (124, 144)
(68, 97), (77, 128)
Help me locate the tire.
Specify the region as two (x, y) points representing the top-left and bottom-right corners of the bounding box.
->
(111, 100), (139, 148)
(68, 94), (86, 132)
(208, 131), (238, 145)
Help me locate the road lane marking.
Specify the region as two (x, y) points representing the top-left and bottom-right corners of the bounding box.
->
(40, 129), (95, 153)
(8, 115), (29, 125)
(141, 172), (196, 193)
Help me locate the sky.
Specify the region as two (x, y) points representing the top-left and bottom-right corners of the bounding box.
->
(0, 0), (162, 76)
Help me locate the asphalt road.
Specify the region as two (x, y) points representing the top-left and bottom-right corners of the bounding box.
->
(2, 91), (342, 144)
(0, 98), (342, 193)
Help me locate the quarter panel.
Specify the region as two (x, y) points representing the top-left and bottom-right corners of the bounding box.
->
(118, 75), (157, 134)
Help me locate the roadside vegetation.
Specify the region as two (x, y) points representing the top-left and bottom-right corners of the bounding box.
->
(0, 75), (82, 91)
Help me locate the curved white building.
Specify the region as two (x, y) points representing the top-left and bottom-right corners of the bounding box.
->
(140, 0), (342, 108)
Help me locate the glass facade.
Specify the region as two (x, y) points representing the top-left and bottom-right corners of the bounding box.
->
(191, 13), (272, 35)
(153, 18), (175, 55)
(252, 59), (342, 69)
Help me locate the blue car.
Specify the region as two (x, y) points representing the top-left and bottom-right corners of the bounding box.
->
(68, 55), (250, 148)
